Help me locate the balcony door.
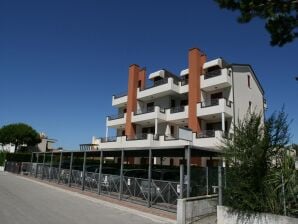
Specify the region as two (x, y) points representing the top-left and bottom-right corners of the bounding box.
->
(147, 102), (154, 112)
(142, 127), (154, 134)
(210, 92), (223, 100)
(206, 122), (221, 131)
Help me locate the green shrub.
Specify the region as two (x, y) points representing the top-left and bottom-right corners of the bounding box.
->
(5, 153), (31, 162)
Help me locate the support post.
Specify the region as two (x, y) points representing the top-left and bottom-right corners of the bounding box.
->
(35, 153), (39, 178)
(68, 152), (73, 187)
(179, 164), (184, 199)
(41, 153), (46, 179)
(218, 166), (223, 205)
(105, 122), (109, 141)
(98, 150), (103, 195)
(221, 112), (225, 132)
(186, 146), (191, 198)
(119, 149), (124, 200)
(57, 152), (63, 184)
(30, 152), (34, 176)
(154, 118), (158, 137)
(81, 151), (87, 191)
(206, 166), (209, 195)
(49, 152), (53, 180)
(147, 148), (152, 207)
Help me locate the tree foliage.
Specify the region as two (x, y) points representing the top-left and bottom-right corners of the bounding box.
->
(0, 123), (41, 152)
(223, 109), (297, 217)
(214, 0), (298, 46)
(0, 151), (6, 166)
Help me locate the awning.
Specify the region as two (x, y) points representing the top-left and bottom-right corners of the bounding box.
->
(180, 68), (189, 76)
(203, 58), (227, 70)
(148, 70), (165, 80)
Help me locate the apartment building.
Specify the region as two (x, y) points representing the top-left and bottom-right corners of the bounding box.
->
(92, 48), (265, 166)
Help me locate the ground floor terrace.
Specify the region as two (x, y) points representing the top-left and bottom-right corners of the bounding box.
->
(6, 146), (223, 213)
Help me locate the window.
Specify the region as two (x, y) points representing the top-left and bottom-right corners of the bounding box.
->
(249, 101), (252, 111)
(247, 75), (251, 88)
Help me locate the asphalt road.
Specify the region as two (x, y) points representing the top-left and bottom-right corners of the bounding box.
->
(0, 172), (169, 224)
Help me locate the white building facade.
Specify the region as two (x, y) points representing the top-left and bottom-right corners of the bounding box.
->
(92, 48), (265, 166)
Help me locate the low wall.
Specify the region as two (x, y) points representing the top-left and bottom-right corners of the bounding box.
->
(177, 195), (218, 224)
(217, 206), (298, 224)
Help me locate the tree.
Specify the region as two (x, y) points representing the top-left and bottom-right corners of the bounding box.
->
(214, 0), (298, 46)
(0, 123), (41, 152)
(222, 109), (297, 217)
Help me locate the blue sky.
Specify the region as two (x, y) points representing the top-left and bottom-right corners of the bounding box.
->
(0, 0), (297, 149)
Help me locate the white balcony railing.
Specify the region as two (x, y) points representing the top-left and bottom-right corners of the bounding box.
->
(201, 68), (232, 91)
(106, 113), (126, 127)
(137, 77), (180, 100)
(197, 98), (233, 117)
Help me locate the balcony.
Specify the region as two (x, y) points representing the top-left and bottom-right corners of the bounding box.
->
(137, 77), (179, 100)
(166, 105), (188, 121)
(112, 91), (128, 107)
(106, 113), (126, 128)
(192, 130), (225, 148)
(132, 106), (166, 124)
(201, 68), (232, 91)
(96, 130), (227, 150)
(197, 98), (233, 118)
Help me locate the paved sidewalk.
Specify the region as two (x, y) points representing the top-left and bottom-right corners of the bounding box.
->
(0, 172), (175, 224)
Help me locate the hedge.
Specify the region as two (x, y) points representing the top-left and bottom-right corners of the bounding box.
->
(5, 153), (31, 162)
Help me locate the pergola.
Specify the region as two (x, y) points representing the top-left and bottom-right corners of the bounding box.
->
(31, 145), (220, 200)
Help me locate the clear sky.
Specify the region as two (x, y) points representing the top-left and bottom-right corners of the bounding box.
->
(1, 0), (297, 149)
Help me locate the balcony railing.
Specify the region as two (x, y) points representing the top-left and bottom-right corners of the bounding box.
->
(173, 78), (179, 85)
(164, 134), (179, 141)
(181, 79), (189, 86)
(200, 98), (232, 108)
(226, 100), (232, 107)
(200, 99), (220, 108)
(108, 113), (124, 120)
(100, 136), (117, 143)
(196, 130), (215, 138)
(142, 78), (169, 90)
(134, 106), (155, 115)
(126, 133), (148, 141)
(113, 91), (127, 99)
(204, 69), (221, 79)
(170, 106), (185, 114)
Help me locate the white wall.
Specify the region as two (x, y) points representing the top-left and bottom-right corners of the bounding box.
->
(232, 66), (264, 125)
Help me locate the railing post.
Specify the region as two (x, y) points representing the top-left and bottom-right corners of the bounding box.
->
(206, 166), (209, 195)
(147, 148), (152, 207)
(119, 149), (124, 200)
(98, 149), (103, 195)
(35, 153), (39, 178)
(57, 152), (63, 184)
(41, 152), (46, 179)
(68, 152), (73, 187)
(49, 152), (53, 180)
(218, 166), (223, 205)
(179, 164), (184, 199)
(186, 146), (191, 198)
(81, 151), (86, 191)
